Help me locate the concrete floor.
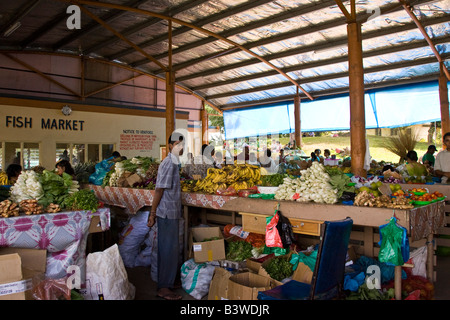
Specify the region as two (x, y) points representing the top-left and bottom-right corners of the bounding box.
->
(125, 255), (450, 300)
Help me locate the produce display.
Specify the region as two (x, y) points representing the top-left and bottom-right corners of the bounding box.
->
(2, 169), (82, 218)
(275, 162), (339, 204)
(0, 199), (19, 217)
(103, 157), (159, 189)
(64, 189), (100, 212)
(192, 164), (262, 194)
(354, 191), (413, 209)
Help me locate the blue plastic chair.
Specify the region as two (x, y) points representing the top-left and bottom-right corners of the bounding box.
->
(258, 217), (353, 300)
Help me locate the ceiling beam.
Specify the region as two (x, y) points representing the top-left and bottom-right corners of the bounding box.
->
(0, 0), (41, 36)
(108, 0), (275, 61)
(218, 73), (441, 110)
(84, 74), (143, 98)
(77, 4), (168, 71)
(191, 34), (450, 91)
(53, 0), (151, 50)
(84, 0), (210, 55)
(138, 0), (431, 72)
(400, 0), (450, 80)
(1, 52), (80, 98)
(61, 0), (313, 100)
(204, 52), (450, 101)
(132, 0), (337, 68)
(174, 13), (450, 83)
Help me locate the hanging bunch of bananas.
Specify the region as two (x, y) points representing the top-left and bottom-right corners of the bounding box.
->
(193, 164), (262, 194)
(181, 179), (197, 192)
(0, 172), (9, 186)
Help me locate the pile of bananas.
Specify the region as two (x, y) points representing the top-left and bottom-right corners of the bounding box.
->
(193, 164), (262, 194)
(0, 172), (8, 185)
(181, 179), (197, 192)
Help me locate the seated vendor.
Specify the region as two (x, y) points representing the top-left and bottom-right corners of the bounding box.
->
(435, 132), (450, 184)
(6, 164), (22, 185)
(422, 145), (437, 167)
(405, 150), (428, 177)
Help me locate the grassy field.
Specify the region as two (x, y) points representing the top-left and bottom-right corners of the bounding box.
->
(278, 134), (441, 163)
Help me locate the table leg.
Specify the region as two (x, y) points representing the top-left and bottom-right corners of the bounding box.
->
(426, 233), (434, 282)
(395, 265), (402, 300)
(183, 206), (189, 261)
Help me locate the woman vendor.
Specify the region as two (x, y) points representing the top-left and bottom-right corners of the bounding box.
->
(405, 150), (427, 177)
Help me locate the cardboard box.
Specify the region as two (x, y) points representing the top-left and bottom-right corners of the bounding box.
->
(227, 272), (275, 300)
(292, 262), (313, 284)
(0, 248), (47, 300)
(208, 267), (232, 300)
(190, 227), (226, 263)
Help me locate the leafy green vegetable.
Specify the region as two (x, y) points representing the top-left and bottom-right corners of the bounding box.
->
(264, 256), (293, 281)
(260, 174), (287, 187)
(63, 189), (99, 212)
(38, 170), (77, 208)
(226, 241), (253, 261)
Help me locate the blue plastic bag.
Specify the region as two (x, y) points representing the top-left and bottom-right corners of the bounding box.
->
(89, 157), (114, 185)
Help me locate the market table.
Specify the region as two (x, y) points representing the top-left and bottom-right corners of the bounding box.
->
(87, 185), (445, 282)
(0, 207), (110, 282)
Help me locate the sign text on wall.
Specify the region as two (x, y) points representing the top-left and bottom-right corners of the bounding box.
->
(5, 116), (85, 131)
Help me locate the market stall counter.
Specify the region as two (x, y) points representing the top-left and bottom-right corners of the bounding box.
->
(87, 185), (445, 282)
(0, 207), (110, 282)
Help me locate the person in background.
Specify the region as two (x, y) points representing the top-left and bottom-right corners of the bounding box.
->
(235, 144), (250, 162)
(435, 132), (450, 184)
(259, 149), (277, 173)
(214, 151), (223, 168)
(324, 149), (331, 159)
(183, 144), (215, 179)
(147, 132), (184, 300)
(314, 149), (323, 161)
(6, 164), (22, 185)
(310, 152), (319, 162)
(55, 159), (76, 179)
(279, 148), (286, 164)
(405, 150), (427, 177)
(422, 145), (437, 167)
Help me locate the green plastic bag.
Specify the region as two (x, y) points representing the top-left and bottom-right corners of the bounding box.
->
(378, 218), (404, 266)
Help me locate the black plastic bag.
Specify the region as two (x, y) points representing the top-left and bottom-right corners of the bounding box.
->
(276, 210), (296, 249)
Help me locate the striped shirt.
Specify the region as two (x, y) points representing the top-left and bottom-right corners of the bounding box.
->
(155, 152), (182, 219)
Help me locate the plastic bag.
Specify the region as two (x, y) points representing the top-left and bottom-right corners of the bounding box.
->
(32, 275), (71, 300)
(117, 210), (150, 268)
(82, 244), (135, 300)
(378, 217), (409, 266)
(265, 211), (283, 248)
(88, 157), (114, 185)
(276, 210), (296, 249)
(180, 259), (215, 300)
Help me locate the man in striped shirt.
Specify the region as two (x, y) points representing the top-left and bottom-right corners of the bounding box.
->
(148, 131), (184, 300)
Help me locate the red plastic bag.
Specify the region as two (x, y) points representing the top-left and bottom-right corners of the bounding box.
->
(265, 212), (283, 248)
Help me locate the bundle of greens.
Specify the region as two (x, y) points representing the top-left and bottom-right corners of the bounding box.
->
(260, 173), (287, 187)
(226, 240), (253, 261)
(63, 189), (99, 212)
(325, 166), (355, 198)
(38, 170), (79, 208)
(264, 256), (293, 281)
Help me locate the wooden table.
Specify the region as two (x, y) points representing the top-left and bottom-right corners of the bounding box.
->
(87, 185), (445, 282)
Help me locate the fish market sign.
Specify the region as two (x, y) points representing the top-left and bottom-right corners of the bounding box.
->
(5, 116), (85, 131)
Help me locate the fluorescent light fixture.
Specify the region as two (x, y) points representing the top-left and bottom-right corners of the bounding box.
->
(4, 21), (21, 37)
